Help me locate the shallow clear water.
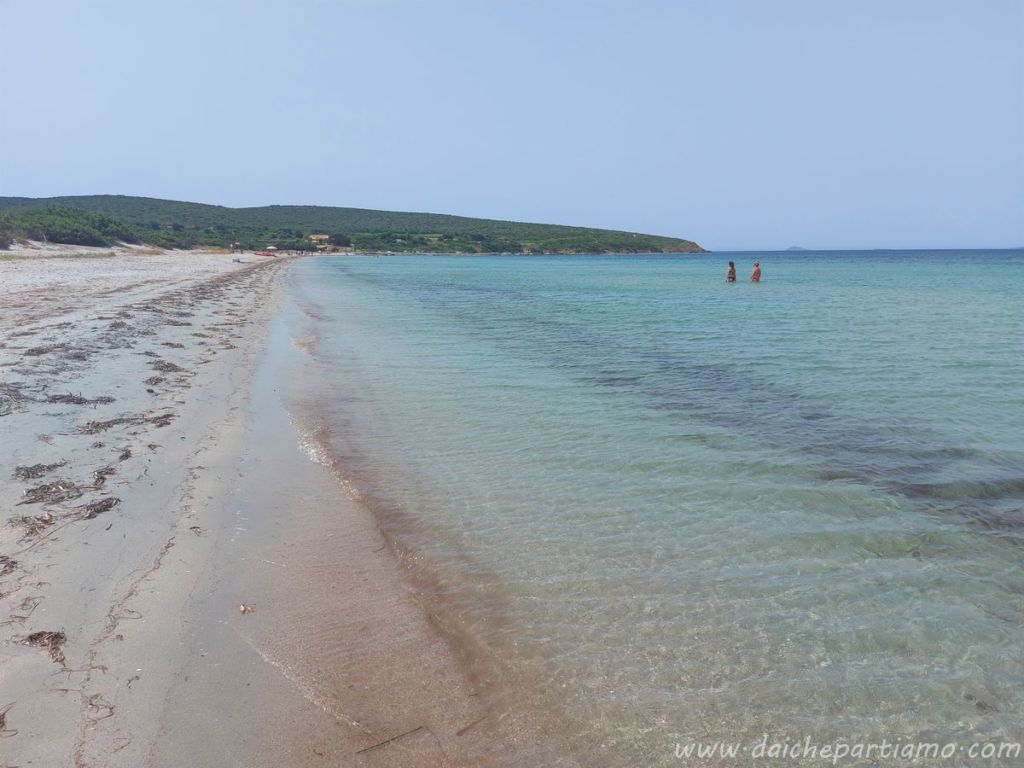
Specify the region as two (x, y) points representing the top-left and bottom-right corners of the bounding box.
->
(283, 251), (1024, 764)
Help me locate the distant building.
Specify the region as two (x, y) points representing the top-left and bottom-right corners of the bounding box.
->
(308, 234), (330, 243)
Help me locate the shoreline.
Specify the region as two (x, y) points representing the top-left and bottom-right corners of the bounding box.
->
(235, 288), (586, 766)
(0, 247), (569, 766)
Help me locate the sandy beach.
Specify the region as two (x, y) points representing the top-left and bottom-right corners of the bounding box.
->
(0, 246), (558, 767)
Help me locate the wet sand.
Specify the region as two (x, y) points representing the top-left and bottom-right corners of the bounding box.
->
(0, 247), (572, 767)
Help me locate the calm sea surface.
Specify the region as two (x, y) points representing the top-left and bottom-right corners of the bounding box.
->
(282, 251), (1024, 764)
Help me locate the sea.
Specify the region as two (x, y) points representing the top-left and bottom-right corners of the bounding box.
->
(278, 250), (1024, 765)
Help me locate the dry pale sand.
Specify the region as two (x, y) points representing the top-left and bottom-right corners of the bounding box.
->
(0, 245), (575, 767)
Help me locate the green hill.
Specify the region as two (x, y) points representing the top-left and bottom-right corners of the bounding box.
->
(0, 195), (704, 254)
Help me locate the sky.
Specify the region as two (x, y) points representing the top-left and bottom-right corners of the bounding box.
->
(0, 0), (1021, 250)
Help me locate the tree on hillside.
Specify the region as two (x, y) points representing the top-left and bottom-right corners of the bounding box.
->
(0, 213), (17, 249)
(330, 233), (351, 246)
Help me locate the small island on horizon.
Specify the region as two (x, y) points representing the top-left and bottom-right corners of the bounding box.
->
(0, 195), (705, 255)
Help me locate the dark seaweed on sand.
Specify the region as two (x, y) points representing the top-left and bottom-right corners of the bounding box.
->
(22, 631), (66, 664)
(150, 359), (185, 373)
(18, 479), (82, 505)
(23, 344), (68, 357)
(76, 497), (120, 519)
(10, 512), (56, 536)
(14, 461), (67, 481)
(91, 466), (117, 488)
(77, 412), (175, 434)
(0, 702), (15, 738)
(46, 393), (115, 406)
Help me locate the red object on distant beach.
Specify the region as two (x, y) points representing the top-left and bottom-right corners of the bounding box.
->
(256, 251), (277, 258)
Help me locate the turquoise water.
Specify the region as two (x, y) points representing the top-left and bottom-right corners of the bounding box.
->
(283, 251), (1024, 764)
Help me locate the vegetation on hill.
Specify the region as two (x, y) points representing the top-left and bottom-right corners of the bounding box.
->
(14, 207), (139, 248)
(0, 213), (16, 250)
(0, 195), (704, 254)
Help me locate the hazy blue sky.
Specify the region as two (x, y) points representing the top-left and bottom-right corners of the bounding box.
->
(1, 0), (1020, 250)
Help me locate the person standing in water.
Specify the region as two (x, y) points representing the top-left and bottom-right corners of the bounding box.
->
(750, 261), (761, 282)
(726, 261), (736, 283)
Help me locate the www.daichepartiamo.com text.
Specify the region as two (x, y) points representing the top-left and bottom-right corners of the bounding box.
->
(674, 736), (1021, 763)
